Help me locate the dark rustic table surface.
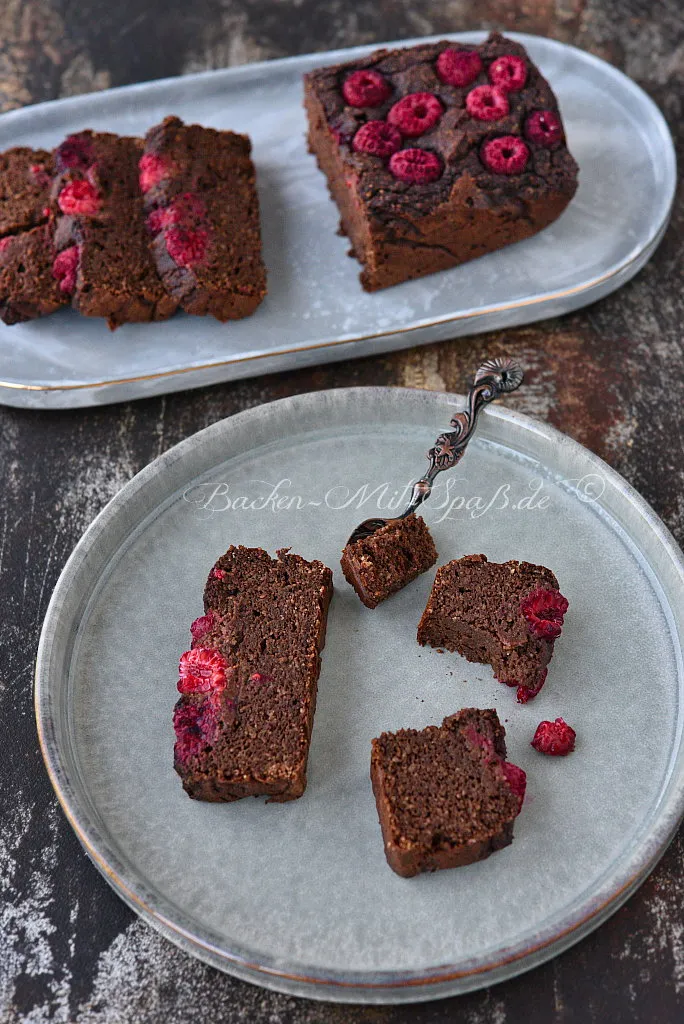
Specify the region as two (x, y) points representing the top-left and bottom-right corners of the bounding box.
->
(2, 1), (683, 1021)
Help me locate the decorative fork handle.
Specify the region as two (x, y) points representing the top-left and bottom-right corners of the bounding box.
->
(401, 357), (524, 518)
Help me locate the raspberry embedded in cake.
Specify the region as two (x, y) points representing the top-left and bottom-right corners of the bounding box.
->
(304, 32), (578, 291)
(417, 553), (568, 703)
(371, 708), (525, 877)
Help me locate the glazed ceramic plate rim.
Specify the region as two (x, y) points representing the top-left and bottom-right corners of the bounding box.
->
(35, 387), (684, 1003)
(0, 30), (677, 408)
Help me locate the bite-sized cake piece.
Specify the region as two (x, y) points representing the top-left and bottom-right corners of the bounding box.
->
(304, 32), (578, 291)
(341, 513), (437, 608)
(140, 116), (266, 321)
(51, 131), (177, 328)
(0, 147), (68, 325)
(173, 546), (333, 802)
(417, 553), (568, 703)
(371, 708), (526, 877)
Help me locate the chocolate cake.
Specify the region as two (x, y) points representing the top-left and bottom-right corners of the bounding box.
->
(173, 546), (333, 802)
(341, 513), (437, 608)
(51, 131), (177, 328)
(304, 33), (578, 291)
(0, 147), (67, 324)
(417, 553), (568, 703)
(371, 708), (526, 877)
(140, 116), (266, 321)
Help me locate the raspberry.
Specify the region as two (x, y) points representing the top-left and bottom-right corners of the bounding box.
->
(521, 588), (569, 640)
(52, 246), (80, 294)
(481, 136), (529, 174)
(146, 208), (172, 234)
(465, 85), (509, 121)
(342, 69), (391, 107)
(165, 226), (208, 268)
(168, 192), (206, 224)
(531, 717), (576, 755)
(502, 761), (527, 808)
(138, 152), (173, 193)
(177, 647), (228, 694)
(173, 700), (220, 762)
(190, 613), (215, 643)
(55, 134), (93, 173)
(29, 163), (51, 188)
(0, 237), (12, 254)
(388, 148), (442, 184)
(211, 567), (227, 580)
(249, 672), (274, 684)
(57, 180), (102, 216)
(463, 725), (496, 761)
(516, 668), (548, 705)
(525, 110), (564, 148)
(436, 48), (483, 87)
(488, 55), (528, 93)
(352, 120), (402, 158)
(387, 93), (443, 137)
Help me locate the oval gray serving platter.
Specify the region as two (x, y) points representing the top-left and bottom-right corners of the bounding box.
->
(35, 387), (684, 1003)
(1, 31), (677, 409)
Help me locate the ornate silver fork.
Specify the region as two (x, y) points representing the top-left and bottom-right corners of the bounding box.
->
(346, 357), (524, 545)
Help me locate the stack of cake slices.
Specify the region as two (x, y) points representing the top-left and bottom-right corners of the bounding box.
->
(0, 117), (266, 329)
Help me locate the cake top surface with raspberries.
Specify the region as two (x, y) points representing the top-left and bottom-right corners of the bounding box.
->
(304, 32), (578, 220)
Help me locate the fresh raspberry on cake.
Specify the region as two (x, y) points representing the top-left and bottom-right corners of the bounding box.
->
(525, 110), (564, 148)
(466, 84), (510, 121)
(436, 48), (483, 87)
(481, 136), (529, 174)
(387, 93), (443, 136)
(342, 69), (391, 107)
(352, 121), (402, 157)
(488, 55), (528, 92)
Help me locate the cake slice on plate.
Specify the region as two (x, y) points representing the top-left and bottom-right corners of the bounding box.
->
(304, 32), (578, 291)
(340, 513), (437, 608)
(173, 546), (333, 802)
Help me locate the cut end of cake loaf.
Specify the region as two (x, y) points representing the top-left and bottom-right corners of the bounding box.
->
(371, 708), (525, 877)
(340, 514), (437, 608)
(417, 553), (568, 703)
(173, 546), (333, 802)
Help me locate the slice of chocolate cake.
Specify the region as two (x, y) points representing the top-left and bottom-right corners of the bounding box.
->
(173, 546), (333, 802)
(0, 147), (68, 325)
(371, 708), (526, 877)
(140, 116), (266, 321)
(417, 553), (568, 702)
(51, 131), (177, 328)
(341, 513), (437, 608)
(304, 32), (578, 291)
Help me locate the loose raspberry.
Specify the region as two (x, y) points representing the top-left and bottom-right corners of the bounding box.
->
(177, 647), (228, 694)
(211, 567), (227, 580)
(342, 69), (391, 108)
(164, 226), (208, 268)
(352, 120), (402, 158)
(481, 136), (529, 174)
(57, 180), (102, 216)
(465, 85), (509, 121)
(531, 717), (576, 755)
(436, 48), (483, 87)
(525, 110), (564, 148)
(521, 588), (569, 640)
(387, 92), (443, 137)
(138, 152), (173, 193)
(516, 668), (548, 705)
(488, 55), (528, 93)
(55, 134), (93, 173)
(388, 148), (443, 184)
(190, 613), (215, 643)
(52, 246), (80, 294)
(502, 761), (527, 808)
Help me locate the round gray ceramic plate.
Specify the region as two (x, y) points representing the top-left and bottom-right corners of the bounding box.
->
(36, 388), (684, 1003)
(0, 31), (677, 408)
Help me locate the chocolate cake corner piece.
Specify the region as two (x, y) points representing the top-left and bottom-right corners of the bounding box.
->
(51, 131), (177, 329)
(140, 116), (267, 322)
(304, 32), (578, 291)
(340, 513), (437, 608)
(173, 545), (333, 803)
(417, 553), (568, 703)
(370, 708), (525, 877)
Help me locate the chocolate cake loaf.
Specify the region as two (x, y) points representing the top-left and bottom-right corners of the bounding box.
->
(173, 546), (333, 802)
(417, 553), (568, 703)
(140, 116), (266, 321)
(304, 33), (578, 291)
(371, 708), (526, 877)
(0, 147), (67, 324)
(341, 513), (437, 608)
(51, 131), (177, 328)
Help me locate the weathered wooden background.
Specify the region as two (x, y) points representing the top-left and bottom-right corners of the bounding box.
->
(1, 1), (683, 1021)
